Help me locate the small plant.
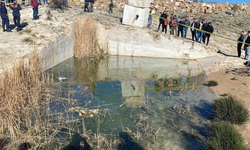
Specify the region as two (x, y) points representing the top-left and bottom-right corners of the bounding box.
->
(190, 130), (202, 140)
(207, 122), (249, 150)
(212, 96), (249, 125)
(22, 37), (33, 44)
(232, 77), (238, 81)
(23, 29), (32, 33)
(207, 80), (218, 87)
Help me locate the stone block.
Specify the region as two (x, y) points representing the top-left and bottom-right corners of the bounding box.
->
(122, 5), (149, 28)
(128, 0), (151, 7)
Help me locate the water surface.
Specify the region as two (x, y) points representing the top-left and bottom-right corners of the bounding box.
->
(47, 56), (215, 150)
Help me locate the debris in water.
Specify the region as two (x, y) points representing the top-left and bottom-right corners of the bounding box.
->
(57, 77), (67, 82)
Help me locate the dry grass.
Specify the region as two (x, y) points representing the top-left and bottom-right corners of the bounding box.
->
(0, 50), (75, 149)
(0, 50), (49, 148)
(74, 16), (102, 58)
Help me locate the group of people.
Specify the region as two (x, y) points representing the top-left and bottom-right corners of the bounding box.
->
(0, 0), (39, 32)
(237, 31), (250, 60)
(148, 10), (214, 46)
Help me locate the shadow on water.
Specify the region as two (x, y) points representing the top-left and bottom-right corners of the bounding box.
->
(62, 133), (92, 150)
(117, 132), (144, 150)
(194, 100), (213, 120)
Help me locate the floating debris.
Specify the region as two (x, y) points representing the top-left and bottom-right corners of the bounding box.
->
(68, 107), (101, 118)
(56, 77), (67, 82)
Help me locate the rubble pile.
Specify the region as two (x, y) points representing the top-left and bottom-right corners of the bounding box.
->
(71, 0), (250, 14)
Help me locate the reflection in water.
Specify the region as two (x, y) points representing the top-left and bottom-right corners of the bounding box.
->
(47, 56), (215, 150)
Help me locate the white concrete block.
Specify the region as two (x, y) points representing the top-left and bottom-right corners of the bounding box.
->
(122, 5), (149, 28)
(128, 0), (151, 7)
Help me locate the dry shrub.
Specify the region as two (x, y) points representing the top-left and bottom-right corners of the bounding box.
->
(0, 51), (71, 149)
(74, 16), (102, 58)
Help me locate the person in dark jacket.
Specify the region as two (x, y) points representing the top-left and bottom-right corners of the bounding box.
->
(109, 0), (113, 14)
(31, 0), (38, 20)
(202, 20), (208, 43)
(205, 22), (214, 46)
(158, 10), (168, 33)
(84, 0), (89, 12)
(244, 31), (250, 60)
(190, 18), (198, 41)
(178, 18), (184, 37)
(0, 0), (11, 32)
(10, 0), (22, 31)
(182, 16), (190, 38)
(237, 31), (245, 57)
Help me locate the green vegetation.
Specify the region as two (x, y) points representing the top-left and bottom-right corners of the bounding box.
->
(190, 130), (202, 140)
(22, 37), (33, 44)
(207, 122), (249, 150)
(212, 96), (249, 125)
(23, 29), (32, 33)
(207, 80), (218, 87)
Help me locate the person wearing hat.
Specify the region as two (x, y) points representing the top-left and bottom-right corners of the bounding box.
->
(158, 10), (168, 33)
(10, 0), (22, 31)
(0, 0), (11, 32)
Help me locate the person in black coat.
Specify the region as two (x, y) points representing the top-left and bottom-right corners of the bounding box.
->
(0, 0), (11, 32)
(202, 20), (208, 43)
(178, 18), (184, 37)
(109, 0), (113, 14)
(84, 0), (89, 12)
(190, 18), (198, 41)
(205, 22), (214, 46)
(158, 10), (168, 33)
(237, 31), (245, 57)
(10, 0), (22, 31)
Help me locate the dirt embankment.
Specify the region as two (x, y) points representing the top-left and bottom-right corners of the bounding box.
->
(208, 67), (250, 146)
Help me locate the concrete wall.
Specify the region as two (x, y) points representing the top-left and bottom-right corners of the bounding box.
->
(40, 29), (75, 70)
(122, 5), (149, 27)
(107, 27), (216, 59)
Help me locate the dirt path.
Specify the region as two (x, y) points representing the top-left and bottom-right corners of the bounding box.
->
(207, 66), (250, 146)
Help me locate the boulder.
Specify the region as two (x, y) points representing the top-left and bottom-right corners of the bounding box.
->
(205, 9), (212, 14)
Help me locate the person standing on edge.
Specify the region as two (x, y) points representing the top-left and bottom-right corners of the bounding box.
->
(237, 31), (244, 57)
(109, 0), (113, 14)
(89, 0), (94, 12)
(84, 0), (89, 12)
(178, 18), (184, 37)
(182, 16), (190, 38)
(244, 31), (250, 60)
(43, 0), (48, 5)
(169, 14), (173, 34)
(190, 18), (198, 41)
(158, 10), (167, 33)
(147, 10), (152, 29)
(10, 0), (22, 31)
(202, 20), (208, 43)
(0, 0), (11, 32)
(170, 15), (178, 36)
(197, 19), (205, 43)
(31, 0), (38, 20)
(205, 22), (214, 46)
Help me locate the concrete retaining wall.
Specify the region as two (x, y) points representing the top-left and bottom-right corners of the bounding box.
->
(39, 23), (216, 71)
(40, 29), (75, 70)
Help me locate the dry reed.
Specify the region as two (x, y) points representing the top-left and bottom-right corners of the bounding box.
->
(74, 16), (102, 58)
